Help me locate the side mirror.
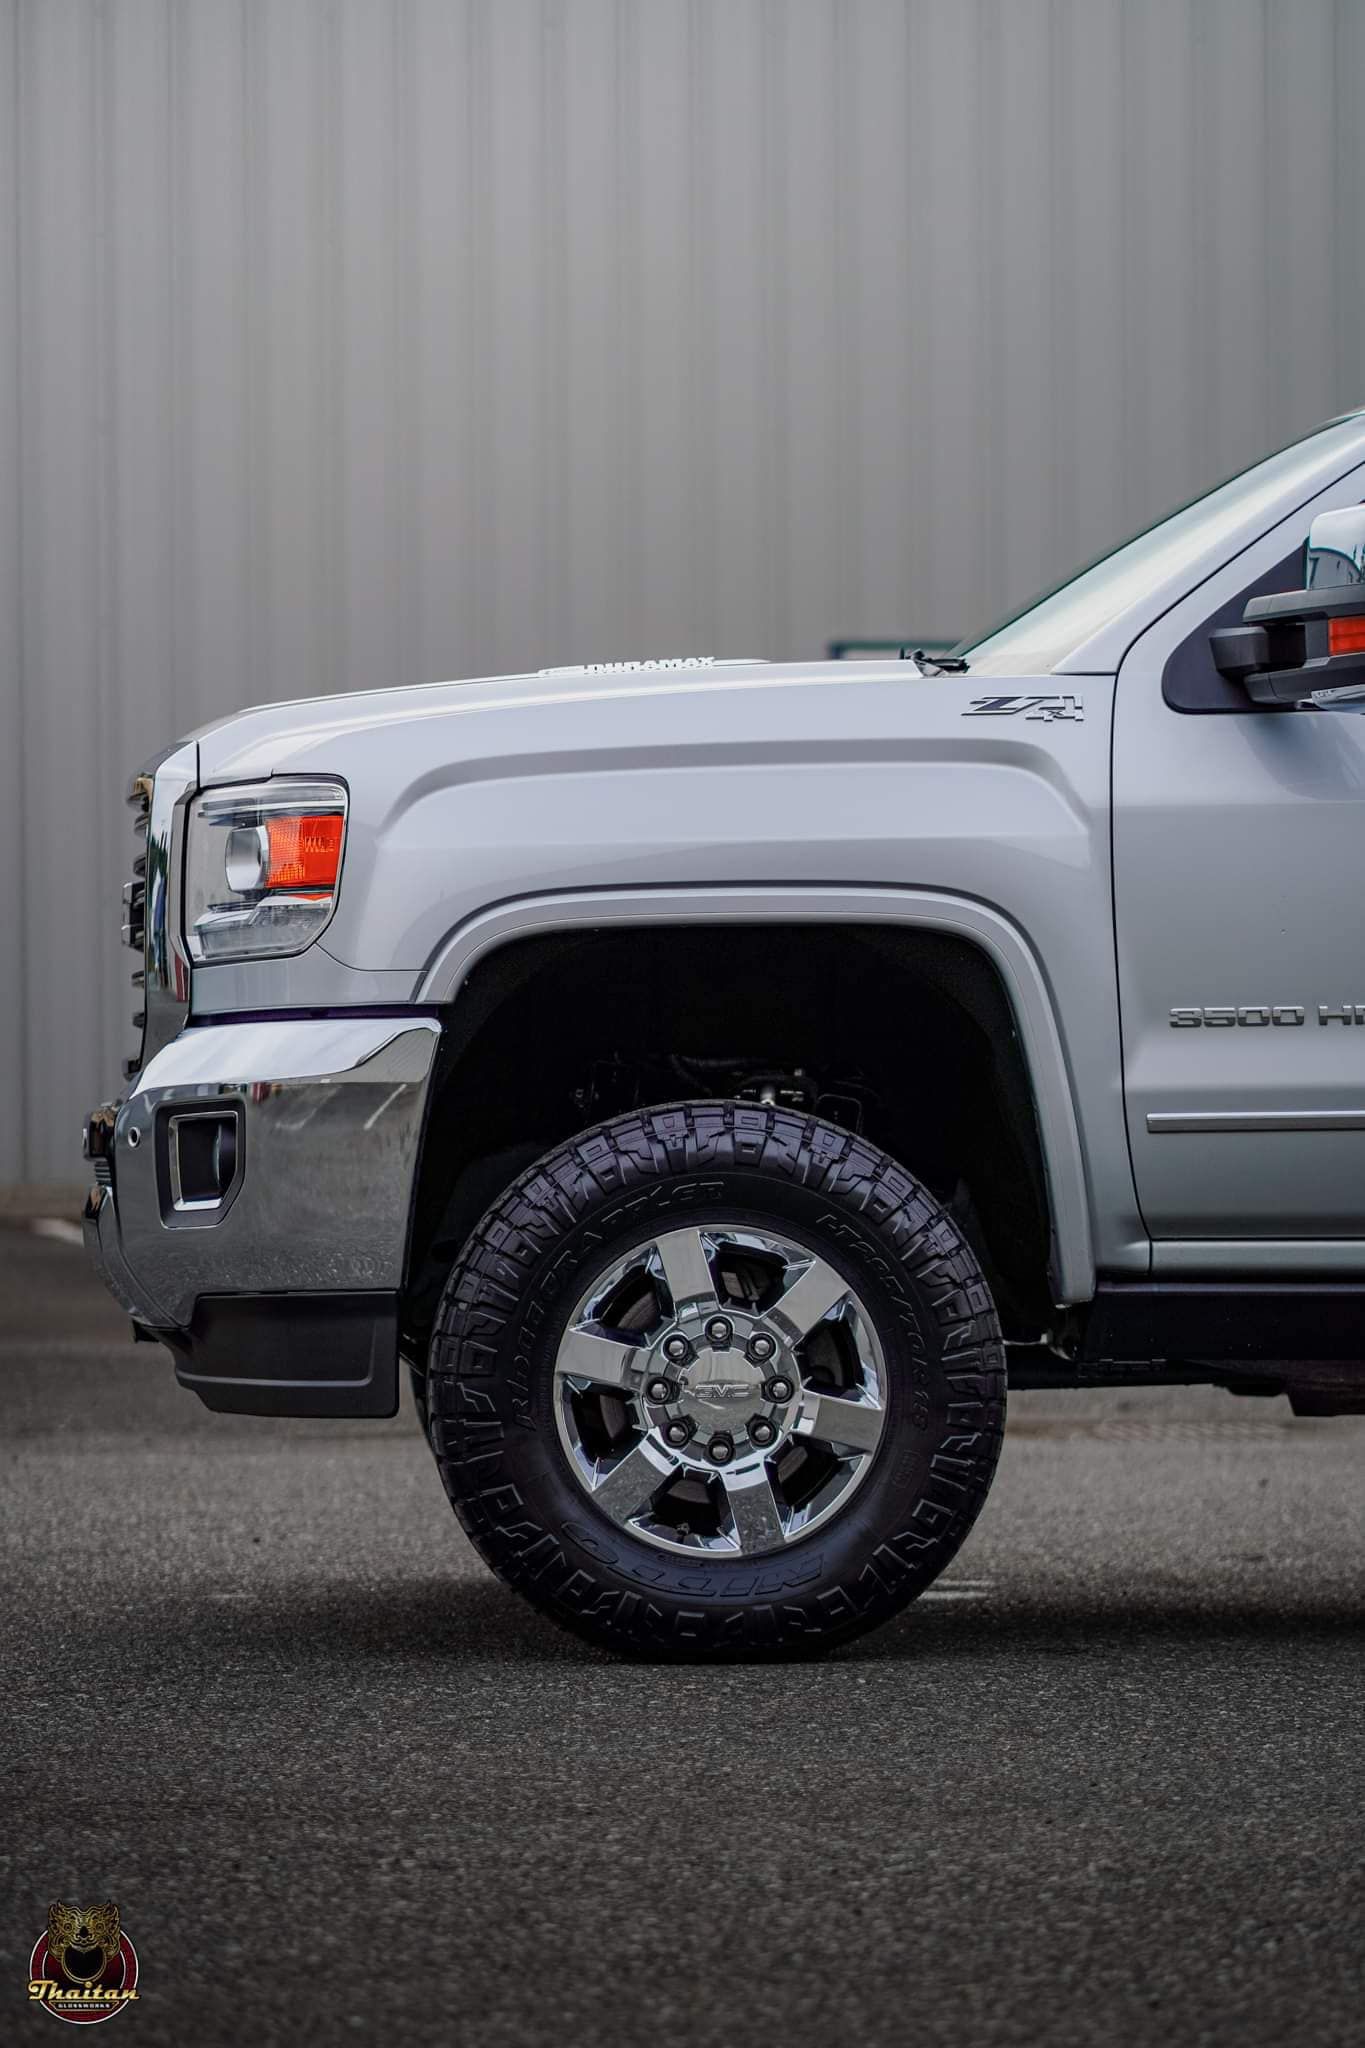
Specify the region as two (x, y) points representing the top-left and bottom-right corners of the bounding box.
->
(1211, 506), (1365, 705)
(1304, 506), (1365, 588)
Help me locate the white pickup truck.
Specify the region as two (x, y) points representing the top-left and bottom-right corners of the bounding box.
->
(85, 410), (1365, 1657)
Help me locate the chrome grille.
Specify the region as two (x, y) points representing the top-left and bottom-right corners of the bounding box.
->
(135, 740), (198, 1072)
(123, 774), (152, 1079)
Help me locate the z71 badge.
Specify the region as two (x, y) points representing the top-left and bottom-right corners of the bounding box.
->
(964, 695), (1084, 721)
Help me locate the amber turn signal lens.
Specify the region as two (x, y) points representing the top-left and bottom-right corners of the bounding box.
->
(1327, 614), (1365, 656)
(263, 812), (344, 892)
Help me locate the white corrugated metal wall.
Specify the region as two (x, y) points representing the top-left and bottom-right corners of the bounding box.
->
(4, 0), (1365, 1184)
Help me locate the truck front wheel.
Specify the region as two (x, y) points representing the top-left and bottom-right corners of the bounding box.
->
(425, 1102), (1005, 1658)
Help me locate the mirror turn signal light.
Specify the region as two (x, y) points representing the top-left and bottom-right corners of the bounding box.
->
(1327, 615), (1365, 656)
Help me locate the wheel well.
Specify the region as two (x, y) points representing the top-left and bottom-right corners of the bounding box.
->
(403, 923), (1056, 1355)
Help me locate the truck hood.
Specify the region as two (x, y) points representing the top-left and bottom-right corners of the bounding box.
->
(192, 656), (923, 783)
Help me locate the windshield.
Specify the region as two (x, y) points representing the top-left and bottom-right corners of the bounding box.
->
(955, 413), (1365, 677)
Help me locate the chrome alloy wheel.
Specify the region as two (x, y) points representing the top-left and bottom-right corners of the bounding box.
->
(552, 1223), (888, 1558)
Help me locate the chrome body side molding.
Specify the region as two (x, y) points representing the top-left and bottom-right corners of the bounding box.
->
(1148, 1109), (1365, 1133)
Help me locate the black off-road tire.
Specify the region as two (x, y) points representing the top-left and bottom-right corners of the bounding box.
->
(425, 1102), (1006, 1659)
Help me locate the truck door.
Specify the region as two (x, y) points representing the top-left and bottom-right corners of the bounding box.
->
(1113, 489), (1365, 1256)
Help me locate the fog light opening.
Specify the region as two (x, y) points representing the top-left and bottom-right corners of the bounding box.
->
(167, 1110), (239, 1213)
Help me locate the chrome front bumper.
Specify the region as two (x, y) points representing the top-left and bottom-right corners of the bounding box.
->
(84, 1013), (440, 1414)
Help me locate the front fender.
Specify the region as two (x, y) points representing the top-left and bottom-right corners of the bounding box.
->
(414, 884), (1099, 1303)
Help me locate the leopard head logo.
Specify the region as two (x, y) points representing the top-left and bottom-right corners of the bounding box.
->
(47, 1902), (121, 1985)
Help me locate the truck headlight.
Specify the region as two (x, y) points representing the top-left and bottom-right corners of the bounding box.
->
(184, 779), (348, 963)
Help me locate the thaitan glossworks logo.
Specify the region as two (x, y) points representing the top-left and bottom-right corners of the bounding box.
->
(27, 1903), (140, 2023)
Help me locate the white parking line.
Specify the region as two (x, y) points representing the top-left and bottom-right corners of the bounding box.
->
(30, 1217), (84, 1246)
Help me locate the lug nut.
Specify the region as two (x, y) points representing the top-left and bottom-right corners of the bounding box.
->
(662, 1334), (692, 1365)
(664, 1418), (694, 1447)
(704, 1315), (733, 1348)
(749, 1416), (777, 1447)
(706, 1432), (735, 1465)
(763, 1374), (795, 1403)
(746, 1331), (777, 1364)
(646, 1377), (674, 1404)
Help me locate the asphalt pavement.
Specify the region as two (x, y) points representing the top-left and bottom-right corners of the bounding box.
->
(2, 1219), (1362, 2046)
